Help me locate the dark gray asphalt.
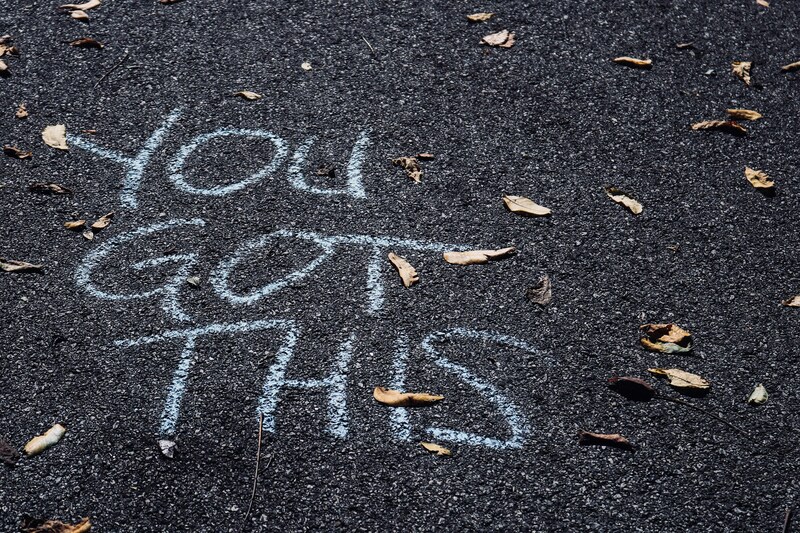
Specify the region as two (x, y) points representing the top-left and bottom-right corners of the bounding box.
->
(2, 0), (800, 531)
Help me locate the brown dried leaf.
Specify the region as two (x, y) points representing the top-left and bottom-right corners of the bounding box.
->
(612, 56), (652, 68)
(91, 211), (114, 230)
(745, 167), (774, 189)
(782, 295), (800, 307)
(69, 37), (103, 49)
(420, 442), (452, 456)
(416, 153), (434, 160)
(756, 0), (769, 7)
(3, 145), (32, 159)
(676, 42), (694, 50)
(15, 103), (28, 119)
(639, 323), (693, 353)
(526, 274), (552, 306)
(0, 59), (8, 74)
(0, 258), (43, 272)
(648, 368), (710, 390)
(577, 430), (634, 450)
(64, 220), (86, 230)
(24, 424), (66, 455)
(443, 247), (516, 265)
(467, 12), (494, 22)
(20, 516), (91, 533)
(42, 125), (69, 150)
(70, 10), (89, 21)
(234, 90), (262, 100)
(0, 435), (20, 466)
(732, 61), (752, 86)
(604, 186), (642, 215)
(59, 0), (100, 10)
(388, 252), (418, 287)
(608, 377), (656, 402)
(481, 29), (515, 48)
(29, 182), (72, 194)
(726, 108), (762, 121)
(781, 60), (800, 73)
(502, 195), (551, 216)
(691, 120), (747, 135)
(373, 387), (443, 406)
(391, 156), (422, 183)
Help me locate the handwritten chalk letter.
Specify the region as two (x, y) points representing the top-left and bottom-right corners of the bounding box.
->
(287, 132), (370, 198)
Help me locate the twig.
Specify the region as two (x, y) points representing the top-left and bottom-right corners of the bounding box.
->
(94, 49), (131, 88)
(243, 413), (264, 524)
(660, 396), (749, 437)
(360, 34), (375, 55)
(784, 507), (793, 533)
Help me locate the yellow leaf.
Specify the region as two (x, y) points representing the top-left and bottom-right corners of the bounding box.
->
(648, 368), (710, 390)
(726, 108), (762, 121)
(781, 60), (800, 72)
(481, 30), (515, 48)
(604, 186), (642, 215)
(732, 61), (752, 86)
(640, 323), (693, 353)
(373, 387), (443, 406)
(467, 12), (494, 22)
(64, 219), (86, 230)
(388, 252), (418, 287)
(234, 90), (262, 100)
(59, 0), (100, 10)
(420, 442), (452, 456)
(745, 167), (774, 189)
(443, 247), (515, 265)
(42, 125), (69, 150)
(691, 120), (747, 135)
(24, 424), (66, 456)
(502, 195), (551, 216)
(782, 295), (800, 307)
(612, 56), (652, 68)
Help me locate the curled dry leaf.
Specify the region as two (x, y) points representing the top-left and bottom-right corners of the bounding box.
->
(70, 10), (89, 21)
(481, 29), (515, 48)
(747, 383), (768, 405)
(604, 186), (642, 215)
(420, 442), (451, 456)
(443, 247), (515, 265)
(69, 37), (103, 49)
(577, 430), (634, 450)
(1, 434), (20, 466)
(467, 12), (494, 22)
(781, 295), (800, 307)
(15, 103), (28, 119)
(648, 368), (710, 390)
(59, 0), (100, 10)
(391, 156), (422, 183)
(744, 167), (774, 189)
(612, 56), (652, 68)
(42, 125), (69, 150)
(640, 323), (693, 353)
(91, 211), (114, 230)
(526, 274), (552, 306)
(691, 120), (747, 135)
(30, 182), (71, 194)
(416, 153), (434, 160)
(502, 195), (551, 216)
(726, 108), (762, 121)
(20, 516), (92, 533)
(388, 252), (418, 287)
(158, 439), (176, 458)
(3, 145), (32, 159)
(24, 424), (66, 456)
(608, 377), (656, 402)
(756, 0), (769, 6)
(0, 258), (43, 272)
(373, 386), (443, 407)
(234, 90), (262, 100)
(301, 61), (312, 71)
(64, 220), (86, 230)
(731, 61), (752, 86)
(781, 60), (800, 73)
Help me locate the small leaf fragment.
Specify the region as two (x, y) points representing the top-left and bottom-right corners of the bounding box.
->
(70, 10), (90, 21)
(732, 61), (752, 86)
(467, 12), (494, 22)
(20, 516), (92, 533)
(234, 90), (262, 100)
(416, 152), (434, 160)
(604, 186), (642, 215)
(691, 120), (747, 135)
(186, 276), (201, 287)
(69, 37), (103, 49)
(59, 0), (100, 10)
(90, 211), (114, 230)
(0, 434), (20, 466)
(745, 167), (774, 189)
(747, 383), (768, 405)
(0, 258), (43, 272)
(64, 220), (86, 230)
(639, 323), (693, 353)
(502, 195), (551, 216)
(481, 29), (515, 48)
(158, 439), (176, 459)
(781, 60), (800, 73)
(15, 103), (28, 119)
(420, 442), (451, 456)
(608, 377), (656, 402)
(726, 108), (762, 121)
(443, 247), (516, 265)
(3, 145), (32, 159)
(526, 274), (552, 306)
(648, 368), (710, 390)
(0, 59), (8, 74)
(373, 386), (443, 407)
(388, 252), (418, 288)
(577, 430), (634, 450)
(391, 156), (422, 183)
(29, 182), (72, 194)
(781, 295), (800, 307)
(24, 424), (66, 456)
(82, 229), (94, 241)
(42, 125), (69, 150)
(301, 61), (312, 71)
(756, 0), (769, 7)
(612, 56), (652, 68)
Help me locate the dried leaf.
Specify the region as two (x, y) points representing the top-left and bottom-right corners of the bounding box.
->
(64, 220), (86, 230)
(756, 0), (769, 7)
(467, 12), (494, 22)
(732, 61), (752, 86)
(373, 386), (443, 406)
(69, 37), (103, 49)
(577, 430), (634, 450)
(42, 125), (69, 150)
(24, 424), (66, 456)
(391, 156), (422, 183)
(639, 323), (693, 353)
(443, 247), (516, 265)
(691, 120), (747, 135)
(59, 0), (100, 10)
(82, 229), (94, 241)
(608, 377), (656, 402)
(676, 42), (695, 50)
(781, 295), (800, 307)
(20, 516), (91, 533)
(3, 145), (32, 159)
(234, 90), (262, 100)
(420, 442), (451, 456)
(158, 439), (176, 458)
(388, 252), (418, 288)
(29, 182), (72, 194)
(502, 195), (551, 216)
(481, 29), (515, 48)
(159, 0), (184, 4)
(604, 186), (642, 215)
(70, 10), (89, 21)
(0, 435), (20, 466)
(301, 61), (312, 71)
(747, 383), (768, 405)
(744, 167), (774, 189)
(0, 59), (7, 74)
(612, 56), (652, 68)
(90, 211), (114, 230)
(781, 60), (800, 73)
(0, 258), (43, 272)
(416, 153), (434, 160)
(186, 276), (201, 287)
(526, 274), (552, 306)
(648, 368), (710, 390)
(15, 103), (28, 119)
(726, 108), (762, 121)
